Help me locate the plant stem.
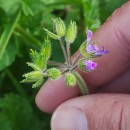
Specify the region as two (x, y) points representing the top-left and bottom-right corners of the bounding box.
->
(5, 69), (28, 98)
(47, 60), (67, 66)
(0, 9), (21, 60)
(72, 53), (81, 66)
(73, 71), (88, 95)
(59, 38), (68, 63)
(67, 42), (71, 66)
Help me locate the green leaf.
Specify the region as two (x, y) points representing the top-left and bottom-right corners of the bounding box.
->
(0, 0), (21, 16)
(0, 9), (21, 61)
(30, 49), (47, 70)
(22, 0), (45, 16)
(40, 37), (51, 60)
(22, 1), (33, 16)
(82, 0), (100, 31)
(0, 36), (20, 71)
(0, 93), (42, 130)
(27, 62), (41, 71)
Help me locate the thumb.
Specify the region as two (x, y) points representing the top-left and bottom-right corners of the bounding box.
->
(51, 94), (130, 130)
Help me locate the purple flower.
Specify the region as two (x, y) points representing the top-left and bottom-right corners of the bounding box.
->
(86, 44), (109, 57)
(86, 44), (98, 52)
(84, 60), (97, 71)
(87, 30), (93, 42)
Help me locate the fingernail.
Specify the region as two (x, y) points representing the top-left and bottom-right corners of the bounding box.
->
(51, 106), (88, 130)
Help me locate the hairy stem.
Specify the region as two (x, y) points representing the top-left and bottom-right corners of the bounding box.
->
(73, 71), (88, 95)
(72, 53), (81, 66)
(59, 38), (68, 63)
(47, 60), (67, 66)
(67, 43), (71, 66)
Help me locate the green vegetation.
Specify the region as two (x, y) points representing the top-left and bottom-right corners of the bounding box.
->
(0, 0), (127, 129)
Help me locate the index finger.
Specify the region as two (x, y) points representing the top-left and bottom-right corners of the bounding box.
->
(36, 1), (130, 113)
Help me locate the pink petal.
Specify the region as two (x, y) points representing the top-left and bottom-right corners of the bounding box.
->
(87, 30), (93, 42)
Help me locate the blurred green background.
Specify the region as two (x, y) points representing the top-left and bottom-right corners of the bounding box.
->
(0, 0), (127, 129)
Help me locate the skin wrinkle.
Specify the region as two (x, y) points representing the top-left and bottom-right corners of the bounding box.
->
(119, 106), (123, 130)
(98, 68), (130, 94)
(121, 105), (130, 130)
(50, 94), (130, 130)
(80, 95), (127, 130)
(112, 19), (130, 60)
(113, 25), (130, 60)
(102, 1), (130, 60)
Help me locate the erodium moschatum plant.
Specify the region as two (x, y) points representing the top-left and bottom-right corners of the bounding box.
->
(21, 18), (108, 95)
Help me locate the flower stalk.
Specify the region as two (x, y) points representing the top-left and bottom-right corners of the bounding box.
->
(59, 38), (68, 63)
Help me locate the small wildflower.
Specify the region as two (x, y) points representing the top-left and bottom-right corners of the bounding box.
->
(86, 44), (109, 57)
(84, 60), (97, 71)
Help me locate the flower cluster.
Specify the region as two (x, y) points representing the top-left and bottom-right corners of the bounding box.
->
(79, 30), (108, 72)
(21, 18), (108, 95)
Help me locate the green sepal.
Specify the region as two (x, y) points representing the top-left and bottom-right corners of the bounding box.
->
(44, 28), (60, 40)
(65, 21), (77, 44)
(27, 62), (41, 71)
(32, 78), (44, 88)
(40, 37), (51, 60)
(80, 42), (97, 58)
(47, 68), (61, 80)
(21, 71), (43, 82)
(53, 18), (66, 37)
(65, 73), (76, 87)
(79, 43), (89, 57)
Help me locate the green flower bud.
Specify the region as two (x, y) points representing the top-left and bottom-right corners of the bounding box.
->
(78, 59), (86, 72)
(53, 18), (66, 37)
(22, 71), (43, 82)
(79, 43), (89, 57)
(47, 68), (61, 80)
(41, 37), (51, 60)
(44, 28), (60, 40)
(65, 21), (77, 44)
(65, 73), (76, 87)
(21, 71), (44, 88)
(32, 78), (44, 88)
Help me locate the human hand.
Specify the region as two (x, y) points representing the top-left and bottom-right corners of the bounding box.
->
(36, 1), (130, 130)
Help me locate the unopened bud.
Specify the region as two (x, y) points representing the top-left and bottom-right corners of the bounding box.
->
(65, 21), (77, 44)
(47, 68), (61, 80)
(53, 18), (66, 37)
(65, 73), (76, 87)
